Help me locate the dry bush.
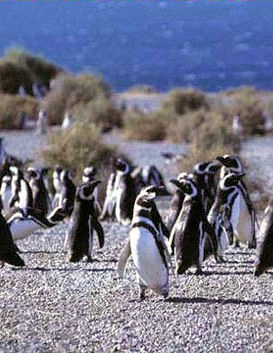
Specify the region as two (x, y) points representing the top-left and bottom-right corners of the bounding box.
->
(0, 60), (32, 95)
(71, 97), (123, 131)
(126, 85), (157, 94)
(216, 86), (265, 135)
(123, 110), (167, 141)
(161, 88), (208, 115)
(0, 94), (38, 129)
(42, 73), (111, 125)
(42, 122), (127, 201)
(5, 48), (61, 87)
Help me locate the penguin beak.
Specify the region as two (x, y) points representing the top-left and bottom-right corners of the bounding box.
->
(216, 156), (225, 164)
(170, 179), (182, 188)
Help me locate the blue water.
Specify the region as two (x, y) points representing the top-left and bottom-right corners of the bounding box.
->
(0, 1), (273, 92)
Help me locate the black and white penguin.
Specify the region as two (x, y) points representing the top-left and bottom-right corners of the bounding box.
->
(9, 166), (33, 210)
(0, 212), (25, 267)
(8, 206), (67, 242)
(114, 158), (137, 225)
(62, 112), (73, 130)
(169, 177), (219, 274)
(68, 181), (104, 263)
(254, 200), (273, 276)
(52, 166), (63, 209)
(166, 172), (193, 232)
(59, 169), (76, 217)
(27, 167), (50, 216)
(216, 155), (257, 248)
(82, 166), (101, 214)
(208, 172), (248, 256)
(0, 175), (12, 214)
(100, 172), (117, 221)
(118, 185), (170, 300)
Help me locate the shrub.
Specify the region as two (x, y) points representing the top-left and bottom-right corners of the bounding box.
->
(0, 94), (38, 129)
(161, 88), (208, 115)
(123, 110), (167, 141)
(71, 97), (123, 131)
(42, 73), (111, 125)
(5, 48), (61, 88)
(126, 85), (157, 94)
(42, 122), (127, 201)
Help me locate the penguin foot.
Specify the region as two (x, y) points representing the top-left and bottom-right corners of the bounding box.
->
(234, 240), (240, 248)
(139, 286), (146, 301)
(86, 255), (93, 263)
(248, 242), (256, 249)
(195, 268), (203, 275)
(217, 256), (225, 264)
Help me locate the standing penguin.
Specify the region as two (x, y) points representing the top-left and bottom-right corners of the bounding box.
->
(27, 167), (50, 216)
(68, 181), (104, 263)
(62, 112), (73, 131)
(216, 155), (257, 248)
(254, 200), (273, 276)
(0, 175), (12, 214)
(59, 169), (76, 217)
(0, 212), (25, 267)
(166, 172), (193, 232)
(52, 166), (63, 209)
(9, 166), (33, 210)
(118, 186), (170, 300)
(114, 159), (137, 225)
(208, 172), (247, 255)
(100, 172), (117, 221)
(169, 178), (219, 274)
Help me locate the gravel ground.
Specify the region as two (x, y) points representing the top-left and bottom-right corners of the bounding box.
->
(1, 130), (273, 353)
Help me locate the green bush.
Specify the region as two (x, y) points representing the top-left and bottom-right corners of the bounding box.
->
(123, 110), (167, 141)
(0, 94), (38, 129)
(161, 88), (208, 115)
(42, 73), (112, 125)
(42, 122), (126, 201)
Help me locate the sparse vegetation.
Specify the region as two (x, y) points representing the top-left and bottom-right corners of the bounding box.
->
(0, 94), (38, 129)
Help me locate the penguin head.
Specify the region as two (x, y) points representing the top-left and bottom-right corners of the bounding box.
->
(205, 161), (221, 174)
(114, 158), (130, 174)
(216, 155), (242, 172)
(177, 172), (194, 182)
(53, 166), (63, 179)
(60, 169), (73, 183)
(139, 185), (165, 201)
(170, 178), (198, 198)
(193, 161), (210, 176)
(9, 166), (22, 181)
(219, 172), (245, 190)
(27, 167), (41, 180)
(78, 180), (101, 200)
(82, 166), (97, 183)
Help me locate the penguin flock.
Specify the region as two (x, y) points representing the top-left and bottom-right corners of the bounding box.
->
(1, 147), (273, 301)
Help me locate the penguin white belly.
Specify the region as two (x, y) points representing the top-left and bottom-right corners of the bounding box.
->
(1, 188), (11, 212)
(130, 227), (168, 294)
(18, 181), (29, 209)
(236, 194), (252, 243)
(10, 219), (41, 241)
(230, 195), (240, 234)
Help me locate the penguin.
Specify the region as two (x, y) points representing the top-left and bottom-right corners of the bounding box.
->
(0, 212), (25, 267)
(216, 155), (257, 248)
(0, 137), (7, 167)
(68, 180), (104, 263)
(100, 171), (117, 221)
(117, 186), (170, 300)
(82, 166), (101, 214)
(36, 110), (48, 135)
(0, 175), (12, 214)
(166, 172), (193, 233)
(9, 166), (33, 211)
(254, 200), (273, 276)
(113, 158), (137, 225)
(208, 172), (247, 256)
(27, 167), (49, 216)
(52, 166), (63, 209)
(59, 169), (76, 217)
(8, 206), (67, 242)
(169, 177), (219, 274)
(62, 112), (73, 130)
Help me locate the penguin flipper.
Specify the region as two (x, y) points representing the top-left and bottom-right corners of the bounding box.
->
(117, 239), (131, 278)
(202, 218), (219, 261)
(90, 217), (104, 248)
